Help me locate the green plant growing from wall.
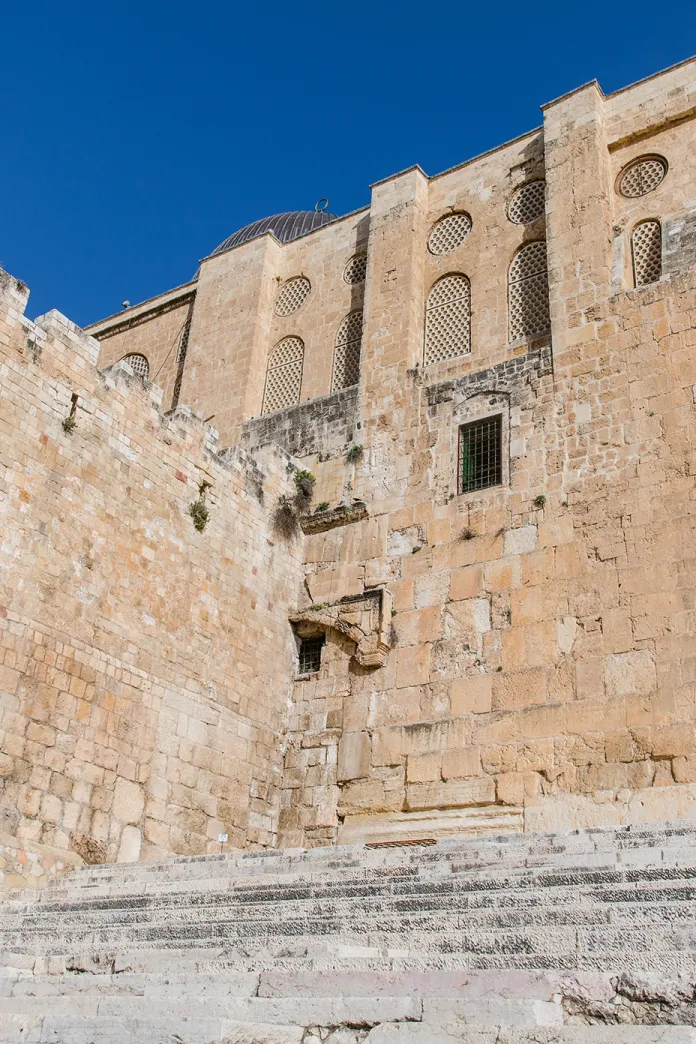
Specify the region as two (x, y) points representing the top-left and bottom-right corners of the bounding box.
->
(189, 480), (213, 532)
(62, 393), (79, 434)
(346, 444), (363, 464)
(315, 502), (330, 513)
(533, 494), (547, 508)
(294, 469), (315, 503)
(189, 500), (209, 532)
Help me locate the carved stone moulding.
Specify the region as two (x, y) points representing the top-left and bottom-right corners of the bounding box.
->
(290, 587), (392, 668)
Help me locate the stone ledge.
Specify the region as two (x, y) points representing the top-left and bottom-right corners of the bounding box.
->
(300, 501), (368, 535)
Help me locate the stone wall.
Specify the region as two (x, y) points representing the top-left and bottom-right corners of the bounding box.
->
(0, 271), (304, 866)
(4, 58), (696, 869)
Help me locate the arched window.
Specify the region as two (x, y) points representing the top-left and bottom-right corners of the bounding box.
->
(262, 337), (304, 415)
(508, 242), (550, 342)
(122, 353), (150, 379)
(632, 220), (662, 287)
(424, 274), (471, 365)
(332, 311), (363, 392)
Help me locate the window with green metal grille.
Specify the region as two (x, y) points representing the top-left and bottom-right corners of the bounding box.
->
(458, 415), (502, 494)
(298, 635), (324, 675)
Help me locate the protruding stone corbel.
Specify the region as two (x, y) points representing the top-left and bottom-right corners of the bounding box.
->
(290, 588), (393, 668)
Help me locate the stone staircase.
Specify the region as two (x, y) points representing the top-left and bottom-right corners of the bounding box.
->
(1, 822), (696, 1043)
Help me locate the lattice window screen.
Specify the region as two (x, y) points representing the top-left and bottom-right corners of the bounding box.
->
(508, 242), (550, 341)
(427, 213), (472, 255)
(632, 221), (662, 287)
(344, 253), (368, 284)
(274, 277), (311, 316)
(619, 157), (667, 198)
(123, 353), (150, 378)
(424, 274), (471, 364)
(332, 310), (363, 392)
(262, 337), (304, 415)
(507, 181), (546, 225)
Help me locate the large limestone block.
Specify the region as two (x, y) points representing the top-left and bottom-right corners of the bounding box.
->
(112, 778), (145, 826)
(605, 650), (656, 697)
(406, 777), (495, 810)
(337, 732), (371, 781)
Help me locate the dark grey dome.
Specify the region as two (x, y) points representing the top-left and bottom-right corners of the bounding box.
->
(211, 210), (338, 256)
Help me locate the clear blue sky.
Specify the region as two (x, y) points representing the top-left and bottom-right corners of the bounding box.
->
(2, 1), (693, 326)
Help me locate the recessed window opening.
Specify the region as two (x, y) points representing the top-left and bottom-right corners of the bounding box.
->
(458, 415), (502, 494)
(123, 353), (150, 379)
(424, 273), (471, 364)
(508, 242), (550, 342)
(298, 635), (325, 675)
(632, 220), (662, 287)
(617, 156), (667, 198)
(262, 336), (304, 415)
(332, 310), (363, 392)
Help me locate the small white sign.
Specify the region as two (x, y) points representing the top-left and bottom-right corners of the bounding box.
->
(217, 833), (228, 844)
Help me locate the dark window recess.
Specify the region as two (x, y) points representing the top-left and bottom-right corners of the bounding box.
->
(298, 635), (325, 675)
(458, 415), (503, 494)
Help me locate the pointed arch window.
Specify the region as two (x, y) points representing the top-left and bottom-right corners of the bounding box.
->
(262, 337), (304, 415)
(424, 274), (471, 365)
(508, 241), (550, 341)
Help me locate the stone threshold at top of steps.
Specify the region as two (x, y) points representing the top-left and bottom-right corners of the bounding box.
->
(13, 844), (696, 909)
(41, 821), (696, 883)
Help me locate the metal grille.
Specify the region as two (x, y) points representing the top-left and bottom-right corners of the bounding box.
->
(424, 274), (471, 364)
(632, 220), (662, 287)
(332, 311), (363, 392)
(619, 156), (667, 198)
(427, 212), (472, 255)
(123, 353), (150, 378)
(507, 181), (545, 225)
(262, 337), (304, 415)
(365, 839), (437, 849)
(508, 241), (550, 341)
(274, 276), (311, 316)
(176, 319), (191, 364)
(458, 415), (502, 494)
(298, 635), (324, 674)
(344, 253), (367, 284)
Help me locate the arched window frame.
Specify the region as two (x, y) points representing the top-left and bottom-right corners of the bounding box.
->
(507, 241), (550, 343)
(332, 311), (363, 392)
(631, 219), (662, 288)
(121, 353), (150, 379)
(262, 337), (305, 415)
(423, 273), (472, 365)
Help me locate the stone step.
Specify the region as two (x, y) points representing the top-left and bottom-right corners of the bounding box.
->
(4, 824), (696, 1039)
(5, 899), (696, 954)
(2, 1012), (696, 1044)
(31, 854), (696, 905)
(38, 839), (696, 899)
(5, 875), (696, 935)
(35, 822), (696, 889)
(9, 862), (696, 921)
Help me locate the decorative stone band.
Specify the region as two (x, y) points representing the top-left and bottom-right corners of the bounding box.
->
(300, 501), (368, 535)
(290, 588), (393, 668)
